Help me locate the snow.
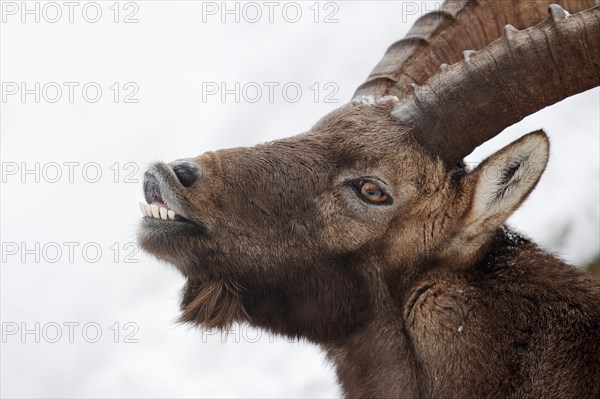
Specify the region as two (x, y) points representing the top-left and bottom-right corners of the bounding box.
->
(351, 95), (399, 105)
(1, 1), (598, 397)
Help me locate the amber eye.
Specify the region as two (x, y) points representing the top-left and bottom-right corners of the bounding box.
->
(352, 180), (391, 205)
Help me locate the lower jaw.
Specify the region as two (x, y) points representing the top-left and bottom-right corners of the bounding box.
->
(141, 216), (205, 232)
(137, 217), (207, 263)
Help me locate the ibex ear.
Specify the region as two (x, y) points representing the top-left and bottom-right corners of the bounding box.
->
(461, 131), (549, 240)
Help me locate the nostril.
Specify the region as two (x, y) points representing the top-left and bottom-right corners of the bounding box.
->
(169, 160), (201, 187)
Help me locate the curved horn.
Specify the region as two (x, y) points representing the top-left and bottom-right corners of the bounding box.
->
(354, 0), (597, 99)
(392, 4), (600, 166)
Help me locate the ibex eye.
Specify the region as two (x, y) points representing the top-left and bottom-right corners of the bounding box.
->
(351, 180), (392, 205)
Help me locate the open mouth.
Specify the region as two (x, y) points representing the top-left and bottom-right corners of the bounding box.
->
(139, 172), (179, 221)
(139, 171), (195, 225)
(138, 164), (207, 236)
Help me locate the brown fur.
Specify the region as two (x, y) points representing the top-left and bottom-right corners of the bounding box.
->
(138, 102), (600, 398)
(179, 279), (249, 328)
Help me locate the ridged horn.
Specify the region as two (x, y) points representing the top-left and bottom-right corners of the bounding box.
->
(353, 0), (597, 99)
(392, 4), (600, 165)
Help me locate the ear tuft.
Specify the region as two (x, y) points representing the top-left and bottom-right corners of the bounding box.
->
(463, 130), (549, 237)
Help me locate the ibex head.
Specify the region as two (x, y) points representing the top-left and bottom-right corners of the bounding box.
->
(138, 0), (599, 396)
(138, 99), (550, 336)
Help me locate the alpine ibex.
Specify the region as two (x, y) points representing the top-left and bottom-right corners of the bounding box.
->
(138, 0), (600, 397)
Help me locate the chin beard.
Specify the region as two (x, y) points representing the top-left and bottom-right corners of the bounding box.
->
(179, 279), (249, 329)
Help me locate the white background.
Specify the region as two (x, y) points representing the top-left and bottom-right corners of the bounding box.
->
(1, 1), (598, 397)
